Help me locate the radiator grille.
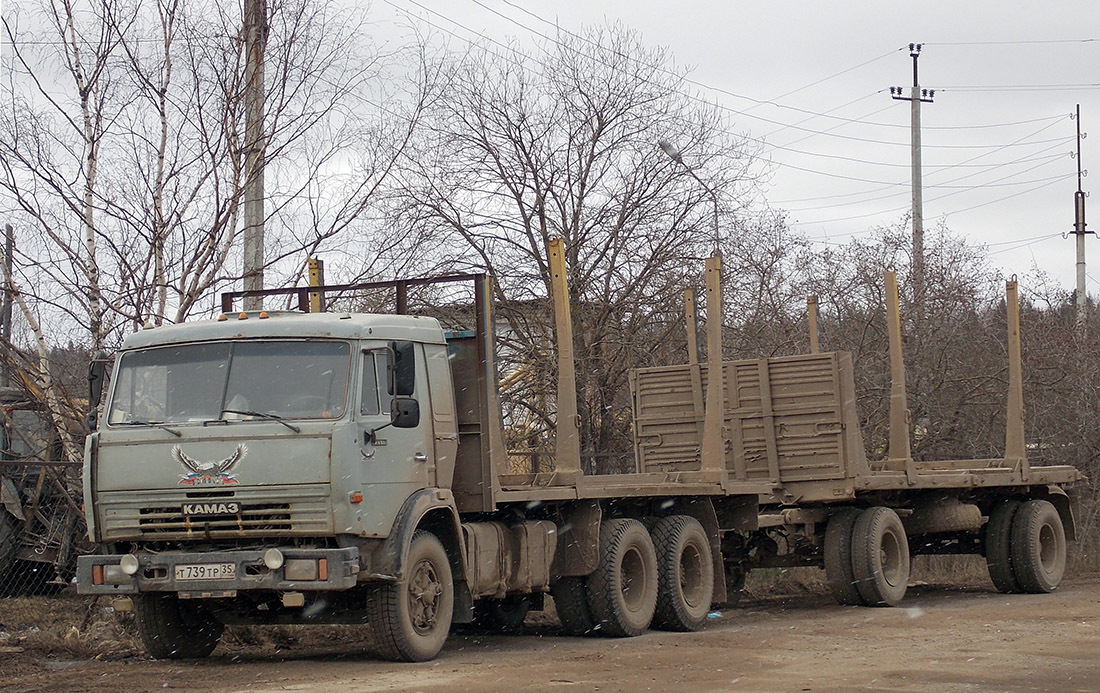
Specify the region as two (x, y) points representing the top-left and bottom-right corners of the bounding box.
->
(97, 484), (331, 540)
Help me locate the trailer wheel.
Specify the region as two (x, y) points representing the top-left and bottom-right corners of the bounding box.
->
(368, 531), (454, 662)
(1010, 500), (1066, 594)
(851, 507), (910, 606)
(984, 499), (1022, 593)
(551, 577), (597, 636)
(651, 515), (714, 632)
(473, 595), (530, 632)
(824, 507), (864, 606)
(134, 593), (224, 659)
(586, 518), (658, 637)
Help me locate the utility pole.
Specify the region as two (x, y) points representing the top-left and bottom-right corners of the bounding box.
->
(1072, 104), (1090, 335)
(242, 0), (268, 311)
(1, 223), (12, 389)
(890, 44), (935, 312)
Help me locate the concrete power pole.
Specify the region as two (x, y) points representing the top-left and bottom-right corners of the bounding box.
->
(1072, 104), (1090, 335)
(242, 0), (268, 311)
(890, 44), (935, 312)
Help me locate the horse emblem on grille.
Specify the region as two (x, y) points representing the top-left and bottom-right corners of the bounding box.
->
(174, 444), (246, 486)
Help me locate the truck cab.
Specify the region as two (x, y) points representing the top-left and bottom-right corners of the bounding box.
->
(79, 309), (470, 660)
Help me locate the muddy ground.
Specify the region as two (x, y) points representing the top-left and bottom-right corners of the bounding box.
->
(3, 576), (1098, 692)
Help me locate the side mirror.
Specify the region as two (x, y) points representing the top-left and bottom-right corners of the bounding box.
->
(88, 350), (109, 408)
(86, 350), (109, 432)
(391, 397), (420, 428)
(389, 341), (416, 396)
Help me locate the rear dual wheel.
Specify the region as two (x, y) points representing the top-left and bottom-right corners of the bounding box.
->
(651, 515), (714, 632)
(824, 506), (910, 607)
(852, 507), (910, 606)
(586, 519), (659, 637)
(985, 499), (1066, 594)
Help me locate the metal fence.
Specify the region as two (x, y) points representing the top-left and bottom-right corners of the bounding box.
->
(1, 460), (88, 598)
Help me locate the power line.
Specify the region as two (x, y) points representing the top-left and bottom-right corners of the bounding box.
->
(924, 39), (1099, 46)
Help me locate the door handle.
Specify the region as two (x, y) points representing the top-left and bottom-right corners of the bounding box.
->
(414, 452), (428, 463)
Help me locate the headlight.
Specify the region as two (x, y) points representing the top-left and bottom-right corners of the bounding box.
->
(119, 554), (140, 575)
(264, 548), (285, 570)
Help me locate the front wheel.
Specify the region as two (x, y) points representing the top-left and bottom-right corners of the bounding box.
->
(368, 531), (454, 662)
(134, 593), (224, 659)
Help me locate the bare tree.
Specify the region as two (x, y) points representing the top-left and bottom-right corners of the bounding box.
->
(394, 25), (762, 471)
(2, 0), (430, 338)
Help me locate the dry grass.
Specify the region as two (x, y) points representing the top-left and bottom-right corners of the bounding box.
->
(0, 594), (141, 660)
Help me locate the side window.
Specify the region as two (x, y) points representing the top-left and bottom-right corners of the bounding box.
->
(360, 350), (391, 416)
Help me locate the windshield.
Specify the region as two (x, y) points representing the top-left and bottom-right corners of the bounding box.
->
(108, 340), (351, 425)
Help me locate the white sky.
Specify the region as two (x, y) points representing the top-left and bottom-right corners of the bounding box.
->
(374, 0), (1100, 296)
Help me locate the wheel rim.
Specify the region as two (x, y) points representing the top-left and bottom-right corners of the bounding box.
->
(621, 546), (648, 612)
(1038, 522), (1058, 572)
(679, 542), (707, 608)
(408, 557), (443, 633)
(880, 528), (903, 587)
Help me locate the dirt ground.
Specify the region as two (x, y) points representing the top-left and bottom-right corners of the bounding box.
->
(3, 576), (1098, 693)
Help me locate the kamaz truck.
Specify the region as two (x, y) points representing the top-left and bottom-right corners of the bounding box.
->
(77, 246), (1083, 661)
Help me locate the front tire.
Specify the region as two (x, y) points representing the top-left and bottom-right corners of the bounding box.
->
(134, 593), (224, 659)
(851, 507), (910, 606)
(586, 518), (658, 637)
(368, 531), (454, 662)
(651, 515), (714, 632)
(1010, 500), (1066, 594)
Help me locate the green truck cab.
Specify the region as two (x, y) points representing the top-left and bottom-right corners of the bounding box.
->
(79, 308), (484, 660)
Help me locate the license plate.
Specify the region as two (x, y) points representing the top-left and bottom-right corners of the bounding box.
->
(174, 563), (236, 581)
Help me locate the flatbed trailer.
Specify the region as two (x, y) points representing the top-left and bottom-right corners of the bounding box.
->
(78, 245), (1083, 662)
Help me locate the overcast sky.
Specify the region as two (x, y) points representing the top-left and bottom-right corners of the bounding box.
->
(375, 0), (1100, 296)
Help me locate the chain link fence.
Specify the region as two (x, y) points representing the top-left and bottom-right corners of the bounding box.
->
(1, 460), (89, 598)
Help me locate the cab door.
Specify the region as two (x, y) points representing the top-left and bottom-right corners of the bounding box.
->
(355, 345), (434, 538)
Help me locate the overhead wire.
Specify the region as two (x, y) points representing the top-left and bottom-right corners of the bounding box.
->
(387, 0), (1086, 243)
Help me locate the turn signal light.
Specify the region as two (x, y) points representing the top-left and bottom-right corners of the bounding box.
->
(92, 564), (104, 585)
(349, 491), (363, 504)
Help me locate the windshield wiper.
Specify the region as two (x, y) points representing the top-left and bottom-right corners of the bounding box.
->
(116, 419), (182, 437)
(219, 409), (301, 433)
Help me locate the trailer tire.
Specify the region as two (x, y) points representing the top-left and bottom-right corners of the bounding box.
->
(473, 595), (530, 632)
(551, 577), (597, 636)
(1010, 500), (1066, 594)
(367, 531), (454, 662)
(134, 593), (224, 659)
(651, 515), (714, 632)
(824, 508), (863, 606)
(851, 507), (910, 606)
(984, 499), (1021, 593)
(586, 518), (658, 637)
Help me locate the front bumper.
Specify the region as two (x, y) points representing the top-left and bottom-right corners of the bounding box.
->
(77, 546), (360, 596)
